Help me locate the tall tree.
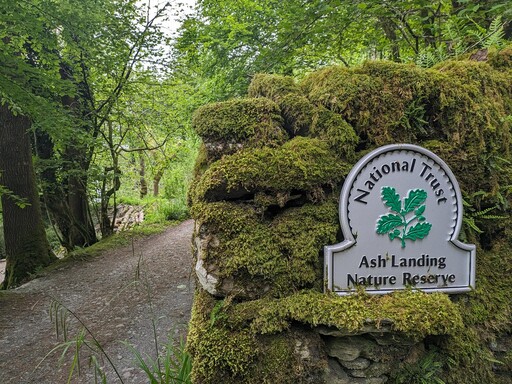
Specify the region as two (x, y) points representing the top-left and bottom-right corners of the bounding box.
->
(1, 0), (171, 248)
(0, 104), (55, 288)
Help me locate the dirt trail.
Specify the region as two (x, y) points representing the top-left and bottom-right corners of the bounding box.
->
(0, 219), (195, 384)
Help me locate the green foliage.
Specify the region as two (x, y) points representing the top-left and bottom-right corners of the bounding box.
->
(416, 16), (509, 68)
(461, 201), (507, 240)
(145, 198), (189, 223)
(176, 0), (512, 99)
(394, 349), (446, 384)
(123, 338), (192, 384)
(0, 184), (30, 210)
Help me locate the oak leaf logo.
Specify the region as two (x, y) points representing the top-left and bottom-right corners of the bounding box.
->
(376, 187), (432, 248)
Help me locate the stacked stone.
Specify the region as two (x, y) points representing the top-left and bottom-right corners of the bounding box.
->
(188, 48), (512, 384)
(189, 82), (355, 300)
(321, 324), (423, 384)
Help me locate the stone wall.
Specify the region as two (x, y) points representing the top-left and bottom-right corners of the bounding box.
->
(187, 47), (512, 384)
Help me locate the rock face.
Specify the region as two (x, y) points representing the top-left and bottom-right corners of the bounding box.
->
(188, 48), (512, 384)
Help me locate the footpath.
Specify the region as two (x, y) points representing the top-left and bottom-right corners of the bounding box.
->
(0, 220), (195, 384)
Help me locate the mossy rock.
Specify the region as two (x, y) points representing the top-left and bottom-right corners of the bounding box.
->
(248, 74), (318, 137)
(188, 288), (464, 384)
(192, 199), (339, 299)
(487, 46), (512, 70)
(191, 97), (288, 160)
(310, 107), (359, 161)
(428, 60), (511, 152)
(188, 48), (512, 384)
(278, 93), (317, 136)
(227, 290), (463, 339)
(188, 289), (328, 384)
(301, 61), (433, 146)
(248, 73), (301, 100)
(189, 136), (350, 204)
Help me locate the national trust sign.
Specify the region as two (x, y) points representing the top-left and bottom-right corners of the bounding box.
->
(324, 144), (476, 295)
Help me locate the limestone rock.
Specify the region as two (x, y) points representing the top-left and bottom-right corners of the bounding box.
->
(339, 357), (371, 370)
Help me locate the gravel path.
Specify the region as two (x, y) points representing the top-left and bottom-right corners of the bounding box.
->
(0, 219), (195, 384)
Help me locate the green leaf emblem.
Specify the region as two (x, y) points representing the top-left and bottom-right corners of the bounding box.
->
(375, 187), (432, 248)
(376, 214), (403, 234)
(381, 186), (402, 212)
(404, 222), (432, 241)
(403, 189), (427, 213)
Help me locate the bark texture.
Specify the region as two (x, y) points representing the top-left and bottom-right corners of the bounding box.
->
(0, 104), (55, 288)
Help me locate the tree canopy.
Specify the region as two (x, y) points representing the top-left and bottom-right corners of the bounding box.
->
(175, 0), (512, 97)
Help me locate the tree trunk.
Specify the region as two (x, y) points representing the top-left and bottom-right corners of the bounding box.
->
(0, 104), (56, 288)
(379, 17), (401, 62)
(99, 120), (122, 238)
(140, 156), (148, 198)
(39, 63), (98, 251)
(34, 129), (69, 249)
(66, 163), (97, 246)
(153, 168), (164, 197)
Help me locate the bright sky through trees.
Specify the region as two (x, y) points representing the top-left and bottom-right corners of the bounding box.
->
(139, 0), (196, 36)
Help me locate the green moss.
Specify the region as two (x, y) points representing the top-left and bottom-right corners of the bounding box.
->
(249, 334), (298, 384)
(462, 245), (512, 331)
(192, 199), (339, 297)
(484, 46), (512, 70)
(429, 61), (511, 154)
(188, 288), (464, 383)
(248, 73), (301, 100)
(189, 290), (329, 384)
(301, 61), (432, 146)
(248, 74), (320, 137)
(424, 238), (512, 384)
(228, 290), (463, 339)
(188, 290), (258, 383)
(310, 107), (359, 161)
(189, 51), (512, 384)
(190, 136), (350, 204)
(420, 140), (511, 239)
(191, 97), (287, 147)
(439, 328), (497, 384)
(191, 144), (209, 179)
(279, 93), (316, 136)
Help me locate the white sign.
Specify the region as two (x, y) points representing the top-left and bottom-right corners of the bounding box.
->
(324, 144), (475, 295)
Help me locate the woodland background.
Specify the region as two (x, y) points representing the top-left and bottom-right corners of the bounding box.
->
(1, 0), (511, 287)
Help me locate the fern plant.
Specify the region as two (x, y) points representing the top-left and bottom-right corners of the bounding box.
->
(467, 16), (506, 50)
(416, 16), (507, 68)
(394, 349), (445, 384)
(461, 201), (507, 242)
